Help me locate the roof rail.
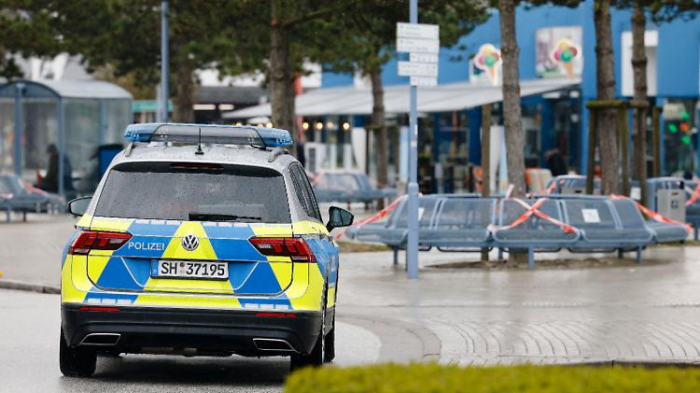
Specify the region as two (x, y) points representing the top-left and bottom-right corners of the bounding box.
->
(123, 123), (293, 148)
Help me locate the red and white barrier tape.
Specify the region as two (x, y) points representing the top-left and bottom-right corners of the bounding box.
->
(685, 183), (700, 207)
(25, 184), (47, 196)
(611, 194), (692, 233)
(333, 195), (406, 240)
(488, 197), (577, 234)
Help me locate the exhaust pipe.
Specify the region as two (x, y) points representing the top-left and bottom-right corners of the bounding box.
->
(253, 338), (296, 352)
(80, 333), (121, 346)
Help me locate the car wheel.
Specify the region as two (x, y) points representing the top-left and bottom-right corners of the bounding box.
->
(323, 314), (335, 363)
(59, 329), (96, 377)
(290, 289), (327, 371)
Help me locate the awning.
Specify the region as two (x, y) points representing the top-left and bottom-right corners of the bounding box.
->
(224, 77), (580, 119)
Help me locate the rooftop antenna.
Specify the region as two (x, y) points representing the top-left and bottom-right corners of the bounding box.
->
(195, 127), (204, 155)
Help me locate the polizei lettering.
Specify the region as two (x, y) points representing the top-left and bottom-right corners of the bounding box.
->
(127, 241), (166, 251)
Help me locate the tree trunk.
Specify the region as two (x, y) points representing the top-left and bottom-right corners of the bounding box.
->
(594, 0), (618, 194)
(499, 0), (527, 265)
(270, 0), (297, 156)
(370, 67), (388, 209)
(632, 0), (648, 200)
(172, 50), (195, 123)
(499, 0), (526, 198)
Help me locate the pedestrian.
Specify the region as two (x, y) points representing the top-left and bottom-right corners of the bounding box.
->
(545, 149), (568, 177)
(41, 144), (75, 195)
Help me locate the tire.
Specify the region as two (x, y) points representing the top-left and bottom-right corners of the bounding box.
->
(323, 314), (335, 363)
(290, 288), (327, 371)
(59, 329), (96, 378)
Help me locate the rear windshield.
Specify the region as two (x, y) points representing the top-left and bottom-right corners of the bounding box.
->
(95, 162), (290, 223)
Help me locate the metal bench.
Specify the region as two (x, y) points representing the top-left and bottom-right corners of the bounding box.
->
(561, 197), (652, 264)
(421, 196), (495, 252)
(0, 174), (60, 222)
(345, 195), (441, 264)
(492, 198), (579, 268)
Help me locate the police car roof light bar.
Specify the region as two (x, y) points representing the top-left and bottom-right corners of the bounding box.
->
(123, 123), (293, 148)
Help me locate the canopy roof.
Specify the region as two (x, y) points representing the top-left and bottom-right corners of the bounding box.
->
(224, 77), (580, 119)
(0, 79), (132, 100)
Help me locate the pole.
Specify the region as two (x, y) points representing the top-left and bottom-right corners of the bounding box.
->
(58, 99), (65, 200)
(13, 83), (24, 177)
(406, 0), (419, 280)
(652, 107), (661, 178)
(160, 0), (169, 123)
(617, 105), (629, 196)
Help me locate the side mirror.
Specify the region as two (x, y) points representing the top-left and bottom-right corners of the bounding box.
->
(68, 196), (92, 217)
(326, 206), (354, 232)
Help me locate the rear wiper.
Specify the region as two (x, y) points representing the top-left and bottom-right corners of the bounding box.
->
(188, 213), (262, 222)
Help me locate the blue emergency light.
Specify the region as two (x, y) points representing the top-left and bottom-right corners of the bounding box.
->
(123, 123), (293, 148)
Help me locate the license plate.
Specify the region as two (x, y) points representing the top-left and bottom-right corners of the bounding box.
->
(153, 260), (229, 279)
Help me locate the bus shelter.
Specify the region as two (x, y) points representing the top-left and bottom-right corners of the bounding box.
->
(0, 80), (133, 198)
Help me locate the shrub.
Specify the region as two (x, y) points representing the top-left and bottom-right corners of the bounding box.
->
(284, 363), (700, 393)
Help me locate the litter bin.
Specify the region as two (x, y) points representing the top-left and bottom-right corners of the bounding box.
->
(657, 188), (686, 222)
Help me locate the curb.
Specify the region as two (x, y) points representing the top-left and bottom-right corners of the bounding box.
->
(0, 279), (60, 294)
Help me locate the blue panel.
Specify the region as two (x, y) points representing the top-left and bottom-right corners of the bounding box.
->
(113, 236), (169, 258)
(122, 258), (152, 286)
(208, 239), (262, 261)
(202, 224), (255, 239)
(305, 238), (328, 278)
(235, 262), (282, 294)
(127, 222), (179, 237)
(468, 108), (482, 165)
(84, 292), (138, 304)
(96, 258), (143, 290)
(237, 297), (292, 309)
(228, 261), (258, 289)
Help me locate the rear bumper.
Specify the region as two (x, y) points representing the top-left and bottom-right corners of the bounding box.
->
(61, 304), (323, 356)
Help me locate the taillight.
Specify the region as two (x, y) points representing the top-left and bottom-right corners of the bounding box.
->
(250, 237), (315, 262)
(69, 231), (132, 255)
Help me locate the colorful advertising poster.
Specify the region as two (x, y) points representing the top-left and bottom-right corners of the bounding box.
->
(536, 27), (583, 78)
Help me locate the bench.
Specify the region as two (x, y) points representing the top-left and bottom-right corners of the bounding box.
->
(420, 196), (495, 252)
(492, 198), (579, 268)
(561, 197), (652, 264)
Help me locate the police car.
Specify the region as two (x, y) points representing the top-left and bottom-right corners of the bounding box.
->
(60, 123), (353, 377)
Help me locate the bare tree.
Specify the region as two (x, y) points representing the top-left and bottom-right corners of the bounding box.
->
(498, 0), (527, 198)
(593, 0), (619, 194)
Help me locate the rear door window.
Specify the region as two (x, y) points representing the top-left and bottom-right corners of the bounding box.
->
(95, 162), (290, 223)
(290, 165), (321, 221)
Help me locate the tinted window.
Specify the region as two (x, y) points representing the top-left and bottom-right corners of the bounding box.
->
(290, 165), (321, 221)
(95, 162), (290, 223)
(297, 167), (321, 221)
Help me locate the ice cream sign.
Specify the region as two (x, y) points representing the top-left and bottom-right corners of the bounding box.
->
(550, 38), (581, 79)
(473, 44), (502, 86)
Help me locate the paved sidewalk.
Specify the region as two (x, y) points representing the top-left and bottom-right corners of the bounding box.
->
(3, 214), (700, 367)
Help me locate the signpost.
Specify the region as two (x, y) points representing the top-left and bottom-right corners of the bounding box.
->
(159, 0), (169, 123)
(397, 3), (439, 279)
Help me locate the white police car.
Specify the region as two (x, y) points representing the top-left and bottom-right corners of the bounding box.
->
(60, 123), (353, 376)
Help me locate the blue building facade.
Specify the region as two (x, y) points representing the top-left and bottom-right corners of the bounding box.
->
(319, 0), (700, 191)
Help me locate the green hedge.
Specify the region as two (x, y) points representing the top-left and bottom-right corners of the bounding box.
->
(285, 363), (700, 393)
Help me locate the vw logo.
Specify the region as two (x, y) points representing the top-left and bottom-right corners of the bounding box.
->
(181, 234), (199, 251)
